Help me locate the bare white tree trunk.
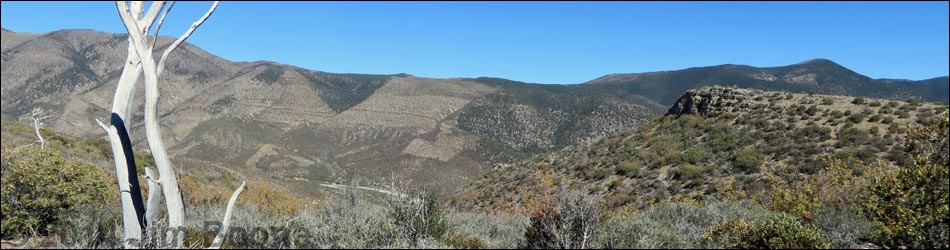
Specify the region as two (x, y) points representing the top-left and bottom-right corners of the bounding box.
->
(30, 117), (45, 149)
(208, 181), (246, 249)
(19, 108), (52, 149)
(115, 1), (219, 240)
(96, 34), (147, 248)
(109, 2), (245, 249)
(96, 119), (144, 248)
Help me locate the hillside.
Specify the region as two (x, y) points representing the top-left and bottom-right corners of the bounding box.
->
(584, 59), (950, 105)
(0, 28), (663, 193)
(452, 86), (949, 211)
(0, 121), (307, 216)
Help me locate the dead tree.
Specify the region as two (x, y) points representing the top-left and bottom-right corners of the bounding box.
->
(18, 108), (53, 149)
(96, 1), (242, 248)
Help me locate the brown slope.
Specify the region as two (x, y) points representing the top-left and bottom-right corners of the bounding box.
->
(1, 28), (663, 194)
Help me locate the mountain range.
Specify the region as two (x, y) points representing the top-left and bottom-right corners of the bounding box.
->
(2, 28), (947, 193)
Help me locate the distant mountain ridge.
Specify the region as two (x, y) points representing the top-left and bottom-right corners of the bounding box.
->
(0, 28), (662, 193)
(585, 58), (949, 105)
(2, 28), (946, 194)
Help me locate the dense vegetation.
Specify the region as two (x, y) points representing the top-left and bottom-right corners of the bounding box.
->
(295, 68), (394, 113)
(458, 77), (664, 164)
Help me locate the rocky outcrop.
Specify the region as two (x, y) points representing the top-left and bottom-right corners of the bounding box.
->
(667, 86), (749, 116)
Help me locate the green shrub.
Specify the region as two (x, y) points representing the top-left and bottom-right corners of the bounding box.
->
(848, 113), (867, 123)
(881, 116), (895, 124)
(445, 234), (487, 249)
(906, 98), (920, 106)
(707, 134), (739, 152)
(671, 164), (711, 180)
(821, 98), (835, 105)
(704, 212), (832, 249)
(862, 114), (949, 249)
(681, 146), (705, 164)
(616, 160), (642, 178)
(1, 146), (113, 238)
(732, 148), (764, 173)
(806, 105), (820, 116)
(836, 128), (870, 148)
(852, 97), (866, 105)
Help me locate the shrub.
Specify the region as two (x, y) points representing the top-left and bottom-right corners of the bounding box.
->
(836, 128), (870, 148)
(446, 211), (528, 249)
(732, 148), (764, 173)
(524, 189), (602, 249)
(813, 208), (878, 249)
(862, 114), (949, 249)
(869, 126), (880, 136)
(821, 98), (835, 105)
(594, 200), (773, 249)
(848, 113), (867, 123)
(881, 116), (895, 124)
(680, 146), (705, 164)
(806, 105), (820, 116)
(1, 146), (113, 238)
(704, 212), (832, 249)
(906, 98), (920, 106)
(852, 97), (866, 105)
(670, 164), (711, 180)
(445, 234), (487, 249)
(385, 191), (449, 244)
(707, 124), (740, 152)
(616, 160), (642, 178)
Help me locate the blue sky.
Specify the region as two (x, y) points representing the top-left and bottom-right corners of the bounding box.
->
(2, 1), (948, 84)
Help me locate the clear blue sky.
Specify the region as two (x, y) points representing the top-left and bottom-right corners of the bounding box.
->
(2, 1), (948, 84)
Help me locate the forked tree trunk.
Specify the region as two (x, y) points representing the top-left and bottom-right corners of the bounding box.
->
(99, 1), (241, 248)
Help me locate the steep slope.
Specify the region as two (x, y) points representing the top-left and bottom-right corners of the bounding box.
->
(452, 86), (949, 211)
(585, 59), (949, 105)
(457, 77), (665, 163)
(0, 29), (665, 193)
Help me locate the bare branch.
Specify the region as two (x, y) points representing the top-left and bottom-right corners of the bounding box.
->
(141, 1), (167, 34)
(157, 1), (219, 77)
(116, 2), (144, 48)
(208, 181), (246, 249)
(95, 119), (109, 131)
(152, 1), (176, 49)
